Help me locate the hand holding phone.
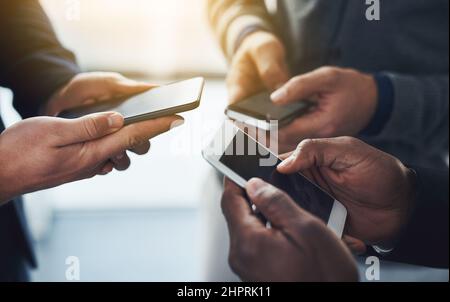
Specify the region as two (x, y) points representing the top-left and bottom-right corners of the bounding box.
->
(225, 92), (312, 130)
(222, 177), (359, 282)
(59, 77), (204, 125)
(202, 122), (347, 237)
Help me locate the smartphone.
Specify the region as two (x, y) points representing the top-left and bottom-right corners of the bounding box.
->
(225, 92), (312, 131)
(202, 121), (347, 237)
(59, 77), (205, 125)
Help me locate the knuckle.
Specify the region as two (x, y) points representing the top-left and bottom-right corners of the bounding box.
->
(125, 126), (145, 149)
(336, 136), (366, 151)
(320, 66), (341, 83)
(262, 189), (288, 216)
(127, 136), (143, 149)
(319, 66), (337, 75)
(299, 138), (316, 151)
(340, 136), (360, 145)
(83, 116), (101, 140)
(297, 217), (324, 236)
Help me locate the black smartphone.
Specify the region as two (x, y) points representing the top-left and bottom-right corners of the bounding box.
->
(225, 92), (312, 130)
(59, 77), (204, 125)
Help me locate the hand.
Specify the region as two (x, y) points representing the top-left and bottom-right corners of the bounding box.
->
(43, 72), (154, 116)
(43, 72), (157, 169)
(221, 178), (358, 282)
(227, 31), (289, 104)
(277, 137), (416, 249)
(0, 112), (182, 205)
(271, 67), (378, 152)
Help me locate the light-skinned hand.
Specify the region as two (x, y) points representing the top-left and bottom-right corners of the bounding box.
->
(227, 31), (290, 104)
(0, 112), (183, 205)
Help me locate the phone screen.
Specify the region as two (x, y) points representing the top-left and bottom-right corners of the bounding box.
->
(227, 93), (310, 121)
(219, 130), (334, 222)
(59, 77), (204, 121)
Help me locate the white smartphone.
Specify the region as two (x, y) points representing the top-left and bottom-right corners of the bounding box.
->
(202, 121), (347, 237)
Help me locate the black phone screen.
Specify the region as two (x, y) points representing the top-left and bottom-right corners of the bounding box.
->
(219, 130), (334, 222)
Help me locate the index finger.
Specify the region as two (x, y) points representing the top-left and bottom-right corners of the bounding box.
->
(221, 178), (265, 240)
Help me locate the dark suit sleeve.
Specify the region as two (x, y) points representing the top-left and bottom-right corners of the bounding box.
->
(385, 167), (449, 269)
(0, 0), (80, 118)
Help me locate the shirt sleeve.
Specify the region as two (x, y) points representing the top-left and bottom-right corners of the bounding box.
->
(0, 0), (80, 119)
(385, 167), (449, 269)
(362, 72), (449, 162)
(207, 0), (275, 59)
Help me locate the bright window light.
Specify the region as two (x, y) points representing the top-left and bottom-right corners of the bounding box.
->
(40, 0), (227, 77)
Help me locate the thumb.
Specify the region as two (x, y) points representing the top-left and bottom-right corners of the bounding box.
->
(270, 67), (335, 105)
(277, 137), (365, 175)
(246, 178), (309, 229)
(89, 115), (184, 161)
(56, 112), (124, 146)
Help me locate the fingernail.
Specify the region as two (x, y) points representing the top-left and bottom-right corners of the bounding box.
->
(115, 154), (124, 160)
(171, 119), (185, 129)
(108, 113), (124, 128)
(270, 88), (286, 103)
(278, 156), (294, 169)
(246, 178), (266, 198)
(278, 149), (300, 170)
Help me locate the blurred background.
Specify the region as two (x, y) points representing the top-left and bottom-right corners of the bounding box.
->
(0, 0), (448, 282)
(43, 0), (227, 78)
